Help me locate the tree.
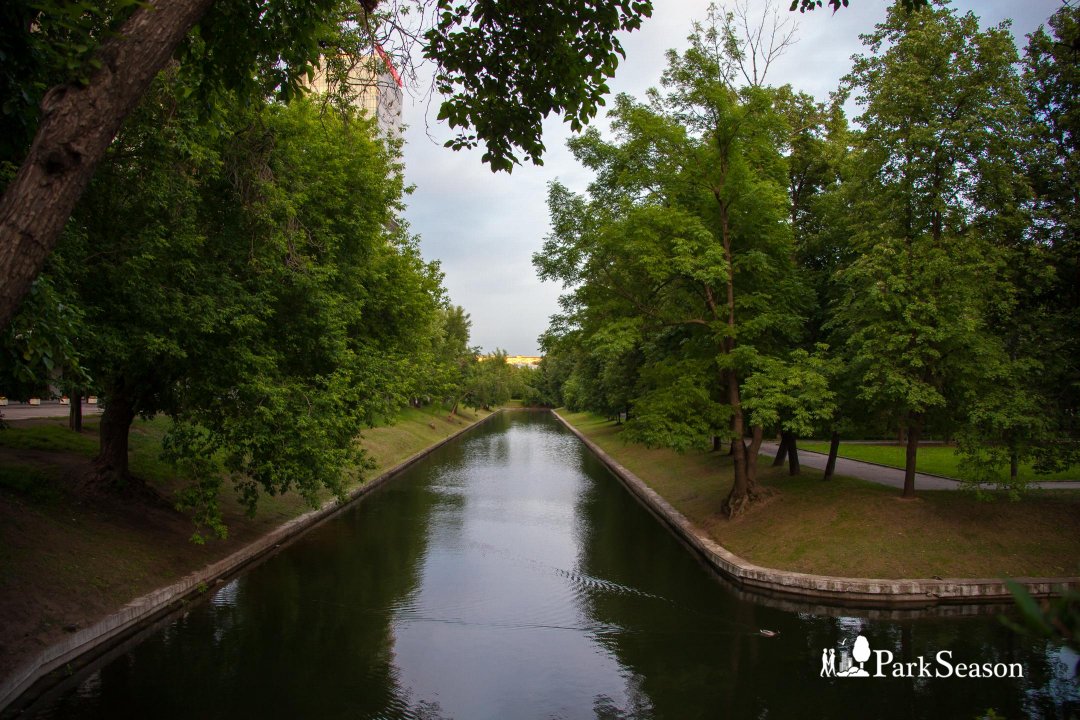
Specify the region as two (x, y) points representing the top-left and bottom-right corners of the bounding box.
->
(520, 352), (572, 407)
(426, 0), (653, 172)
(0, 275), (88, 403)
(952, 3), (1080, 490)
(170, 97), (446, 537)
(537, 12), (807, 517)
(466, 350), (516, 410)
(721, 0), (797, 88)
(1016, 3), (1080, 474)
(0, 0), (655, 329)
(742, 346), (838, 476)
(833, 1), (1031, 498)
(1024, 5), (1079, 261)
(28, 64), (447, 537)
(659, 23), (808, 515)
(771, 85), (851, 474)
(430, 304), (477, 414)
(0, 0), (221, 331)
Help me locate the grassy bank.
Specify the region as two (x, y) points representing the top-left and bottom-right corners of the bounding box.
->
(560, 411), (1080, 582)
(797, 441), (1080, 482)
(0, 405), (491, 680)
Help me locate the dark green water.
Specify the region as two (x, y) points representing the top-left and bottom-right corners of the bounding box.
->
(20, 413), (1079, 718)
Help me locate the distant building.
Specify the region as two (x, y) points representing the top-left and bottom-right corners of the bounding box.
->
(506, 355), (542, 369)
(474, 355), (543, 369)
(308, 46), (403, 135)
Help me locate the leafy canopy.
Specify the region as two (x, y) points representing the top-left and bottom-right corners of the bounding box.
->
(425, 0), (653, 172)
(43, 66), (447, 538)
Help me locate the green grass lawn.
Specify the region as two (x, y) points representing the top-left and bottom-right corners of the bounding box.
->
(0, 420), (101, 455)
(560, 410), (1080, 580)
(797, 441), (1080, 482)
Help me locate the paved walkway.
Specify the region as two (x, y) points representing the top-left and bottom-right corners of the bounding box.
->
(0, 401), (103, 421)
(760, 442), (1080, 491)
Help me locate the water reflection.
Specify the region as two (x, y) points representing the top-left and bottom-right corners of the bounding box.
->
(569, 416), (1078, 720)
(388, 416), (634, 719)
(24, 427), (445, 719)
(15, 413), (1079, 719)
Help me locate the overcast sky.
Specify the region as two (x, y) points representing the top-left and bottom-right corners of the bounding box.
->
(399, 0), (1064, 356)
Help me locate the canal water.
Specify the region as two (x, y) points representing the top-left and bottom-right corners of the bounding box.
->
(19, 412), (1079, 718)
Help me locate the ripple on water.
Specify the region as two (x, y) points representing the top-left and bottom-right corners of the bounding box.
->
(209, 579), (240, 607)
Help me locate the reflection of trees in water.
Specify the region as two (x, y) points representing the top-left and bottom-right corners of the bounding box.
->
(570, 441), (1078, 719)
(593, 680), (653, 720)
(34, 411), (1079, 719)
(399, 411), (516, 480)
(439, 411), (587, 480)
(411, 698), (452, 720)
(570, 452), (759, 718)
(461, 411), (514, 466)
(41, 454), (443, 719)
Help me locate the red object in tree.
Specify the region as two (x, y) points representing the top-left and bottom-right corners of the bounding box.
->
(374, 44), (403, 88)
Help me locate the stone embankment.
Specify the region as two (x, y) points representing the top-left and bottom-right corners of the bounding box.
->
(553, 411), (1080, 607)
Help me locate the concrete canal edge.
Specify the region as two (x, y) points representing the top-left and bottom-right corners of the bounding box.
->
(552, 410), (1080, 608)
(0, 409), (503, 713)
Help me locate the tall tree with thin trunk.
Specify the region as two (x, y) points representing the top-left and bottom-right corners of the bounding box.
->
(952, 3), (1080, 490)
(537, 12), (807, 517)
(833, 1), (1029, 498)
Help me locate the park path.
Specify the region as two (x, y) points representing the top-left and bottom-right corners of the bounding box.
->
(759, 441), (1080, 491)
(0, 400), (102, 421)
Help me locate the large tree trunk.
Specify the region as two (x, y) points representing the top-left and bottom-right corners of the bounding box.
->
(723, 395), (753, 517)
(0, 0), (216, 328)
(771, 431), (790, 466)
(823, 430), (840, 481)
(726, 413), (735, 455)
(902, 415), (922, 499)
(94, 394), (136, 483)
(69, 391), (83, 432)
(785, 431), (800, 476)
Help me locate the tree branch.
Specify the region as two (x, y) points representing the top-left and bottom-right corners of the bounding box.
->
(0, 0), (217, 328)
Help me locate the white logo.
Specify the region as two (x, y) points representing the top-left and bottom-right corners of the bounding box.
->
(819, 634), (1024, 679)
(821, 635), (871, 677)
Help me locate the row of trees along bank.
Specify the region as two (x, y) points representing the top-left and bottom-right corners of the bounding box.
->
(0, 0), (668, 538)
(530, 2), (1079, 515)
(0, 67), (531, 542)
